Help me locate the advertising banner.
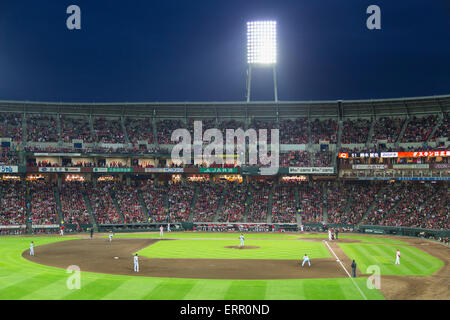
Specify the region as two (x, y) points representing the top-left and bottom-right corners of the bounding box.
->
(289, 167), (334, 174)
(352, 164), (387, 170)
(0, 166), (18, 173)
(199, 168), (238, 173)
(38, 167), (81, 173)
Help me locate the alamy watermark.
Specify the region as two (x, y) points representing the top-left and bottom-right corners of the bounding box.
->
(170, 121), (280, 175)
(66, 265), (81, 290)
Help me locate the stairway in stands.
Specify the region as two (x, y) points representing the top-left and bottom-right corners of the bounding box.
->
(294, 187), (302, 226)
(109, 189), (126, 222)
(322, 182), (328, 224)
(242, 186), (253, 223)
(54, 186), (63, 224)
(266, 185), (274, 224)
(25, 192), (32, 233)
(212, 187), (226, 222)
(121, 116), (131, 144)
(83, 194), (98, 231)
(357, 186), (386, 226)
(188, 185), (200, 223)
(136, 188), (150, 221)
(395, 117), (410, 146)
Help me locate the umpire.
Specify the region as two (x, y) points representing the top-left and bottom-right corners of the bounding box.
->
(351, 260), (357, 277)
(90, 227), (94, 239)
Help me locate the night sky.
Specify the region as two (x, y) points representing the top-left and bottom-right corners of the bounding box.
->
(0, 0), (449, 102)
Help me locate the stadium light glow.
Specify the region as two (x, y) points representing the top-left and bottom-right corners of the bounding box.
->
(247, 21), (277, 65)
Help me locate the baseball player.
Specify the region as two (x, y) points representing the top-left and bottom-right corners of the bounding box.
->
(167, 223), (171, 233)
(328, 229), (332, 241)
(160, 225), (164, 238)
(301, 254), (310, 267)
(133, 254), (139, 272)
(60, 225), (64, 236)
(239, 234), (244, 247)
(30, 241), (34, 256)
(108, 231), (114, 242)
(395, 249), (401, 265)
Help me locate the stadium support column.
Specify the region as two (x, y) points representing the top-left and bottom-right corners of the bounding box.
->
(246, 65), (252, 103)
(273, 65), (278, 102)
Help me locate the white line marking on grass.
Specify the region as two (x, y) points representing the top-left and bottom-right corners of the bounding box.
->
(324, 241), (367, 300)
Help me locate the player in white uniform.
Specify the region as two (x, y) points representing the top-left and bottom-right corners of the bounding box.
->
(395, 249), (401, 264)
(30, 241), (34, 256)
(302, 254), (310, 267)
(133, 254), (139, 272)
(160, 225), (164, 238)
(167, 223), (171, 232)
(239, 234), (244, 247)
(328, 229), (332, 241)
(108, 231), (113, 242)
(60, 226), (64, 236)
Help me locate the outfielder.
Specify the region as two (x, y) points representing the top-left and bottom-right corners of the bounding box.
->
(133, 254), (139, 272)
(240, 234), (244, 247)
(160, 225), (164, 238)
(301, 254), (310, 267)
(395, 249), (401, 264)
(30, 241), (34, 256)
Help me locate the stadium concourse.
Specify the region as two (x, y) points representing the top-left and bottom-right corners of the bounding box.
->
(0, 95), (448, 241)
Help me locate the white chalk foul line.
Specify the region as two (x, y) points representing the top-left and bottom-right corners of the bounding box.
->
(324, 240), (367, 301)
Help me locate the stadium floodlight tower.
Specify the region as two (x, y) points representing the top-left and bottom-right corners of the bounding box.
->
(246, 20), (278, 102)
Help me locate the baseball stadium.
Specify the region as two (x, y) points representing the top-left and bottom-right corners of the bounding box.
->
(0, 96), (448, 300)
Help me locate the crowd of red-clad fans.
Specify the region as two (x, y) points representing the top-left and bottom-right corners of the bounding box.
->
(280, 151), (310, 167)
(272, 186), (297, 223)
(29, 181), (59, 225)
(193, 183), (224, 222)
(60, 182), (91, 225)
(372, 117), (404, 143)
(341, 118), (371, 144)
(88, 182), (123, 224)
(310, 119), (338, 143)
(125, 117), (154, 144)
(94, 117), (126, 143)
(402, 115), (437, 142)
(0, 180), (447, 231)
(61, 115), (95, 143)
(279, 118), (309, 144)
(0, 113), (22, 142)
(27, 115), (59, 142)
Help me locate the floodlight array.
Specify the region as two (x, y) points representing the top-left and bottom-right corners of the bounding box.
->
(247, 21), (277, 64)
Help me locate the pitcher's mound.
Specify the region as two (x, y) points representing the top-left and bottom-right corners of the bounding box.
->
(224, 246), (260, 250)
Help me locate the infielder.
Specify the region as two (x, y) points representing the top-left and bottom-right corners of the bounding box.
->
(133, 254), (139, 272)
(160, 225), (164, 238)
(167, 223), (171, 232)
(30, 241), (34, 256)
(301, 254), (310, 267)
(395, 249), (401, 265)
(328, 229), (332, 241)
(60, 225), (64, 236)
(239, 234), (244, 247)
(108, 231), (114, 242)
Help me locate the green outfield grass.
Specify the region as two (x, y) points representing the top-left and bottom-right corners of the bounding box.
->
(136, 239), (331, 260)
(0, 233), (443, 300)
(298, 234), (408, 245)
(110, 232), (300, 240)
(338, 243), (443, 276)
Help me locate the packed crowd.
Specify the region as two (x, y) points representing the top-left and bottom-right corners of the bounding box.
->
(157, 120), (184, 144)
(430, 113), (448, 142)
(298, 182), (324, 223)
(310, 119), (338, 143)
(372, 117), (404, 143)
(279, 118), (309, 144)
(280, 151), (310, 167)
(26, 115), (59, 142)
(167, 183), (196, 222)
(341, 118), (371, 144)
(94, 117), (126, 144)
(312, 151), (332, 166)
(29, 181), (59, 225)
(0, 147), (19, 165)
(125, 117), (154, 144)
(0, 182), (27, 226)
(61, 116), (95, 143)
(217, 183), (249, 222)
(192, 183), (224, 222)
(271, 186), (297, 223)
(140, 181), (167, 222)
(88, 182), (123, 224)
(402, 115), (437, 142)
(246, 183), (271, 222)
(362, 184), (405, 225)
(59, 182), (91, 225)
(0, 113), (23, 142)
(113, 185), (147, 223)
